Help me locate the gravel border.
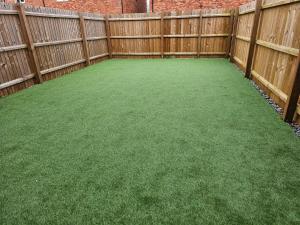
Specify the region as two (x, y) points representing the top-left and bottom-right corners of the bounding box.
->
(250, 80), (300, 137)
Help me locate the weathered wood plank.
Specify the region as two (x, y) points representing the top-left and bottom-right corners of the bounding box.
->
(0, 74), (34, 90)
(0, 44), (27, 52)
(34, 38), (82, 47)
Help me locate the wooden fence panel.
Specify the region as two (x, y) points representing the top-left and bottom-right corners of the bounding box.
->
(233, 1), (255, 70)
(0, 3), (34, 95)
(83, 14), (108, 62)
(108, 9), (231, 57)
(108, 13), (161, 56)
(201, 9), (231, 55)
(251, 0), (300, 116)
(24, 6), (85, 81)
(163, 11), (199, 55)
(233, 0), (300, 123)
(0, 3), (108, 95)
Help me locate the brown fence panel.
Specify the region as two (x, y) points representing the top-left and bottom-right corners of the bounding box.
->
(108, 9), (232, 58)
(0, 3), (108, 95)
(83, 13), (108, 63)
(25, 6), (85, 81)
(163, 11), (199, 56)
(108, 13), (161, 57)
(0, 3), (34, 96)
(200, 9), (232, 56)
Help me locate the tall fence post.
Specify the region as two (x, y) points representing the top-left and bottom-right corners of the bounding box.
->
(245, 0), (262, 79)
(230, 8), (239, 62)
(79, 14), (90, 66)
(160, 12), (164, 58)
(226, 9), (235, 58)
(283, 53), (300, 122)
(17, 4), (43, 84)
(105, 16), (112, 58)
(197, 11), (202, 58)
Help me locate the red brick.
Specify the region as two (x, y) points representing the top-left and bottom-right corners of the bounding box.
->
(149, 0), (253, 12)
(4, 0), (253, 14)
(4, 0), (140, 14)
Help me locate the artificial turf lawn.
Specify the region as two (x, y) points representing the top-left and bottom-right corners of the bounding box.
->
(0, 59), (299, 225)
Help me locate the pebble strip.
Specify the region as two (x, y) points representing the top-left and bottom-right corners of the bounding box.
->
(250, 80), (300, 137)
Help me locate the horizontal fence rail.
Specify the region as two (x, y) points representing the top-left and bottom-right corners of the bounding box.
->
(0, 0), (299, 124)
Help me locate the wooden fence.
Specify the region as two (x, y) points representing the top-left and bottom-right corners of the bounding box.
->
(231, 0), (300, 123)
(0, 1), (299, 123)
(0, 3), (108, 96)
(107, 9), (232, 57)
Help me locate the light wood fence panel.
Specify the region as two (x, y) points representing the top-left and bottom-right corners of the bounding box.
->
(252, 0), (300, 122)
(108, 9), (232, 57)
(163, 11), (200, 56)
(233, 1), (255, 70)
(233, 0), (300, 123)
(201, 9), (232, 56)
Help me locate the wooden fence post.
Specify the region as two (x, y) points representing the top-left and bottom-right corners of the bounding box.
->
(226, 9), (235, 58)
(160, 12), (164, 58)
(245, 0), (262, 79)
(17, 4), (43, 84)
(79, 14), (90, 66)
(105, 16), (112, 58)
(283, 53), (300, 122)
(230, 8), (239, 62)
(197, 11), (202, 58)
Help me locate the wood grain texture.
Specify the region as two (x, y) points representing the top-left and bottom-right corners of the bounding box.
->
(232, 0), (300, 122)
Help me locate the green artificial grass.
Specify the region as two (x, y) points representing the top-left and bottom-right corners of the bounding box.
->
(0, 59), (299, 225)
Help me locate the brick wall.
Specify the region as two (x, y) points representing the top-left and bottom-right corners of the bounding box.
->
(4, 0), (138, 14)
(3, 0), (253, 13)
(148, 0), (253, 12)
